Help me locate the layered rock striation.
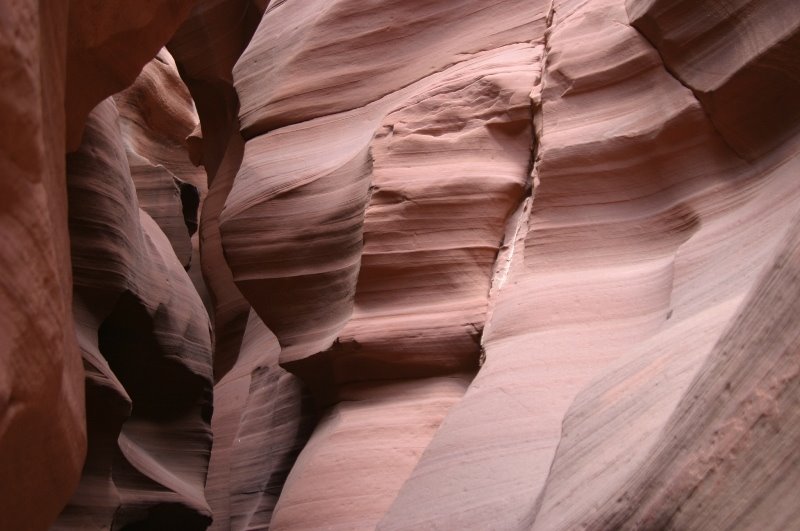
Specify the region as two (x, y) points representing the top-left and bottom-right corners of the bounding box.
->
(1, 0), (800, 530)
(55, 97), (213, 530)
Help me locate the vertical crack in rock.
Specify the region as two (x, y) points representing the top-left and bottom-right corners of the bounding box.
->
(483, 1), (555, 359)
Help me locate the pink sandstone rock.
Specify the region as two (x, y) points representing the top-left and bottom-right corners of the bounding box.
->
(54, 98), (214, 530)
(383, 1), (800, 528)
(627, 0), (800, 160)
(114, 49), (207, 269)
(65, 0), (199, 150)
(219, 1), (550, 528)
(2, 0), (800, 529)
(206, 310), (313, 531)
(168, 0), (266, 381)
(168, 3), (311, 529)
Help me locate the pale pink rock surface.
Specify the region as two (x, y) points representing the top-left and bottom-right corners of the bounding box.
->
(234, 0), (548, 136)
(206, 310), (313, 531)
(576, 207), (800, 530)
(270, 376), (470, 531)
(218, 0), (800, 529)
(627, 0), (800, 159)
(115, 49), (206, 269)
(220, 1), (550, 527)
(384, 1), (800, 529)
(169, 3), (313, 529)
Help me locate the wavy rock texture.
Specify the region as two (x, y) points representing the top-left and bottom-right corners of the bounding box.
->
(115, 48), (206, 271)
(53, 99), (213, 530)
(573, 206), (800, 530)
(223, 0), (548, 377)
(166, 3), (312, 529)
(65, 0), (199, 149)
(3, 0), (800, 529)
(168, 0), (267, 379)
(220, 1), (550, 528)
(382, 1), (800, 530)
(216, 0), (800, 528)
(270, 376), (470, 530)
(207, 310), (314, 531)
(234, 0), (548, 136)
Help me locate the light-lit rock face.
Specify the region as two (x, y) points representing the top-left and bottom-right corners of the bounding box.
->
(219, 3), (549, 527)
(115, 49), (206, 269)
(220, 0), (800, 529)
(2, 0), (800, 529)
(54, 98), (214, 531)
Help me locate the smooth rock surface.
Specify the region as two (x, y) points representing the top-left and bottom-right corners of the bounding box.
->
(206, 310), (314, 531)
(115, 49), (206, 269)
(627, 0), (800, 159)
(54, 99), (214, 530)
(65, 0), (199, 149)
(383, 0), (800, 529)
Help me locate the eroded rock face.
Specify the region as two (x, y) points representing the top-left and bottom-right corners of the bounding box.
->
(54, 99), (213, 531)
(3, 0), (800, 529)
(206, 310), (314, 531)
(627, 0), (800, 160)
(115, 48), (207, 270)
(0, 4), (85, 530)
(221, 0), (800, 529)
(0, 3), (202, 527)
(65, 0), (199, 150)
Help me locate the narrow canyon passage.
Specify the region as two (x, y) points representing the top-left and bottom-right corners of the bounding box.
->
(1, 0), (799, 530)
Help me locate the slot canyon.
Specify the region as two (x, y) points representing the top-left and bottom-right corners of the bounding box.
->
(1, 0), (799, 529)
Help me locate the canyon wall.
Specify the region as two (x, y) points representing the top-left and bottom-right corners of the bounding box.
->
(0, 0), (798, 530)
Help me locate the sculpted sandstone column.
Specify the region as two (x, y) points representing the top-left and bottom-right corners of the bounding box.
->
(221, 1), (550, 528)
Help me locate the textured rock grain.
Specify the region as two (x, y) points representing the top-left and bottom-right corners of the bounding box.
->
(4, 0), (800, 529)
(627, 0), (800, 159)
(0, 4), (85, 529)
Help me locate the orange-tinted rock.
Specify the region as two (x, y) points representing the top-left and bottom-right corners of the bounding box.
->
(0, 3), (85, 530)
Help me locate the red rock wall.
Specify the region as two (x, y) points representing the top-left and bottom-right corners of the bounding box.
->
(0, 4), (84, 530)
